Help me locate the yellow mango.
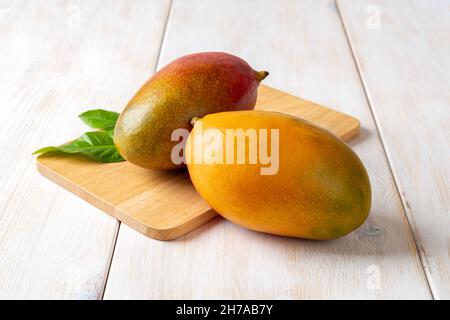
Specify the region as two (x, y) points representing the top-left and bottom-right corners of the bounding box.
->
(185, 110), (371, 240)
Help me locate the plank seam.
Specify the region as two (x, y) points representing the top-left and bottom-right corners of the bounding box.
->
(335, 0), (435, 299)
(155, 0), (174, 70)
(99, 0), (174, 299)
(100, 223), (121, 299)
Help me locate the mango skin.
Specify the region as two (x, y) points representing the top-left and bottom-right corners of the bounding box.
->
(114, 52), (268, 170)
(186, 111), (372, 240)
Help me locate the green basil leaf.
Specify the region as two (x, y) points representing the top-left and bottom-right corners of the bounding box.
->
(78, 109), (119, 130)
(32, 146), (61, 155)
(106, 129), (115, 138)
(33, 131), (124, 163)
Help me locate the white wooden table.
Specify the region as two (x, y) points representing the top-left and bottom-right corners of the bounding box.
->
(0, 0), (448, 299)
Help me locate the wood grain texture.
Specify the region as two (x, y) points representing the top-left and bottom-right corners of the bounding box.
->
(0, 0), (171, 299)
(257, 85), (360, 142)
(103, 0), (431, 299)
(35, 85), (360, 240)
(337, 0), (450, 299)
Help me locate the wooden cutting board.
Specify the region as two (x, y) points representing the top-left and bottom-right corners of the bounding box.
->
(36, 85), (360, 240)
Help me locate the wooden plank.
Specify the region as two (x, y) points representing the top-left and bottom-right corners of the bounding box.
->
(257, 85), (360, 142)
(35, 85), (360, 241)
(337, 0), (450, 299)
(0, 0), (170, 299)
(103, 0), (431, 299)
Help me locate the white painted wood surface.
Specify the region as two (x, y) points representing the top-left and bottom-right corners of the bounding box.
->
(337, 0), (450, 299)
(2, 0), (446, 300)
(103, 0), (431, 299)
(0, 0), (171, 299)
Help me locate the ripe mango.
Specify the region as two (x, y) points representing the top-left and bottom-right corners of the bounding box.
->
(114, 52), (268, 169)
(185, 110), (371, 240)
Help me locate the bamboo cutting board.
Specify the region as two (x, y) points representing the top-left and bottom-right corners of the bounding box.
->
(36, 85), (360, 240)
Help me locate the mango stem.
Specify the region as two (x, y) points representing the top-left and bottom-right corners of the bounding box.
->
(256, 70), (269, 82)
(190, 117), (201, 126)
